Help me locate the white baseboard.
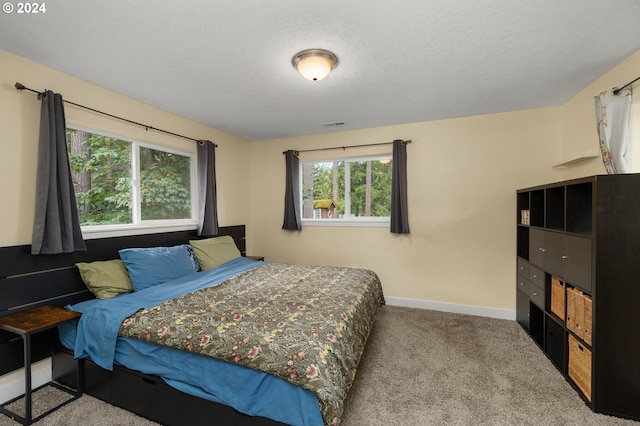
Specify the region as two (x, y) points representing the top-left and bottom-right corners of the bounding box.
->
(0, 358), (52, 404)
(385, 296), (516, 320)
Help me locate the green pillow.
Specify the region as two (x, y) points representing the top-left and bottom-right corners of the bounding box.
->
(189, 235), (241, 270)
(76, 259), (133, 299)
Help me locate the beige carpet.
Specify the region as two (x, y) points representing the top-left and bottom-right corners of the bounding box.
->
(0, 305), (637, 426)
(0, 384), (157, 426)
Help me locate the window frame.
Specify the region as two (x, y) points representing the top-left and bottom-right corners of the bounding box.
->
(67, 125), (198, 239)
(300, 153), (392, 228)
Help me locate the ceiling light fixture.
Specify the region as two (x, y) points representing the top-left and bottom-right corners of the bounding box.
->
(292, 49), (339, 82)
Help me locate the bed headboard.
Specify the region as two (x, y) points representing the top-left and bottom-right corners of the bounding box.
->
(0, 225), (245, 376)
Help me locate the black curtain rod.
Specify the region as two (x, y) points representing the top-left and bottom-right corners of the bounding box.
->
(612, 75), (640, 95)
(282, 139), (411, 155)
(15, 82), (216, 146)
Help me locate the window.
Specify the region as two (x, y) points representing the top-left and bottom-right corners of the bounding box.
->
(300, 155), (392, 226)
(66, 127), (196, 234)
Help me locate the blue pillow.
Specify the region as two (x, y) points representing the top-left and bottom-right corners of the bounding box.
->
(119, 244), (198, 291)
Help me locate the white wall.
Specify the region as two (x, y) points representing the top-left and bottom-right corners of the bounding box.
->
(0, 360), (50, 404)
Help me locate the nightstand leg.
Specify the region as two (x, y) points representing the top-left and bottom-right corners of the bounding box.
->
(23, 334), (32, 425)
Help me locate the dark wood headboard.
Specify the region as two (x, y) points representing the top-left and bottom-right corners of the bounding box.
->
(0, 225), (245, 376)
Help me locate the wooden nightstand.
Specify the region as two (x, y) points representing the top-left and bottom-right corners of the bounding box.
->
(0, 306), (82, 425)
(246, 255), (265, 261)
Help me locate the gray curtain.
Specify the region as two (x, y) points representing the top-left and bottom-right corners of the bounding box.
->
(197, 140), (219, 236)
(390, 139), (410, 234)
(282, 150), (301, 231)
(31, 90), (86, 254)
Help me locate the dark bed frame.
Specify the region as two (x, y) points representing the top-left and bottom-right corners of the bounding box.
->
(0, 225), (285, 426)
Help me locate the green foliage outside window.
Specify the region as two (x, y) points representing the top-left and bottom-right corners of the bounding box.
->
(139, 147), (191, 220)
(349, 160), (392, 217)
(66, 129), (192, 226)
(302, 158), (392, 219)
(67, 130), (131, 225)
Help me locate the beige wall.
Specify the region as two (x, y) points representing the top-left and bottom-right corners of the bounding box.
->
(2, 46), (638, 315)
(248, 48), (640, 315)
(248, 110), (564, 313)
(0, 50), (250, 247)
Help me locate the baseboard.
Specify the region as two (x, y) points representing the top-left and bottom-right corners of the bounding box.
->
(0, 358), (52, 404)
(384, 296), (516, 320)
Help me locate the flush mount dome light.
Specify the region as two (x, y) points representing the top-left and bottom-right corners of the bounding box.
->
(292, 49), (339, 81)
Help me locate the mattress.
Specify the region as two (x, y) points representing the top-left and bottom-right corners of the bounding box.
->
(59, 256), (384, 425)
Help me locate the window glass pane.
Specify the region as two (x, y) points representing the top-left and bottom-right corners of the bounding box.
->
(348, 160), (392, 217)
(139, 147), (192, 220)
(302, 161), (344, 219)
(301, 156), (391, 220)
(67, 129), (132, 225)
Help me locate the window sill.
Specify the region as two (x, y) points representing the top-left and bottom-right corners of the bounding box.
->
(301, 219), (389, 228)
(81, 223), (198, 240)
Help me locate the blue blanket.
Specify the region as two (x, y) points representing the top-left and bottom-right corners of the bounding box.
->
(69, 256), (264, 370)
(61, 256), (324, 425)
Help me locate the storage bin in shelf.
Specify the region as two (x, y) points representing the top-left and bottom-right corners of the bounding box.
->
(569, 334), (592, 402)
(550, 276), (565, 320)
(566, 286), (592, 346)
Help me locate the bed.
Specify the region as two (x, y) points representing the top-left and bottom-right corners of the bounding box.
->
(0, 226), (384, 426)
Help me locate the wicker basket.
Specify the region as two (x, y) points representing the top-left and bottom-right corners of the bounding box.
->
(566, 286), (577, 333)
(569, 334), (592, 402)
(551, 276), (565, 320)
(583, 295), (592, 346)
(574, 289), (585, 340)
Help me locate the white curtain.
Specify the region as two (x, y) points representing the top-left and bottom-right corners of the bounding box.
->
(595, 87), (632, 174)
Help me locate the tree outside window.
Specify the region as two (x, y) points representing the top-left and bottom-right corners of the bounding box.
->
(301, 156), (392, 222)
(66, 127), (194, 228)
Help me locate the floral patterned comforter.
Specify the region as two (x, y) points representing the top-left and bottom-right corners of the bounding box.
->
(118, 262), (384, 426)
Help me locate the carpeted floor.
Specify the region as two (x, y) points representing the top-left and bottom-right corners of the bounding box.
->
(0, 305), (637, 425)
(341, 306), (637, 426)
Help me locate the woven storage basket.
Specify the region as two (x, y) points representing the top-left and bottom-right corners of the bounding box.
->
(583, 295), (592, 346)
(568, 334), (592, 402)
(566, 287), (576, 333)
(575, 289), (585, 340)
(551, 276), (564, 320)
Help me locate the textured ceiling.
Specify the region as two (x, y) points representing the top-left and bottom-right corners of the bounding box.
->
(1, 1), (640, 141)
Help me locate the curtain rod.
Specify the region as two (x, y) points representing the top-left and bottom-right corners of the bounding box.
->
(612, 75), (640, 95)
(282, 139), (411, 155)
(15, 82), (216, 146)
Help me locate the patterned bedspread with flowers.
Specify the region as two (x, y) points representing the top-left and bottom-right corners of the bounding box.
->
(118, 262), (384, 426)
